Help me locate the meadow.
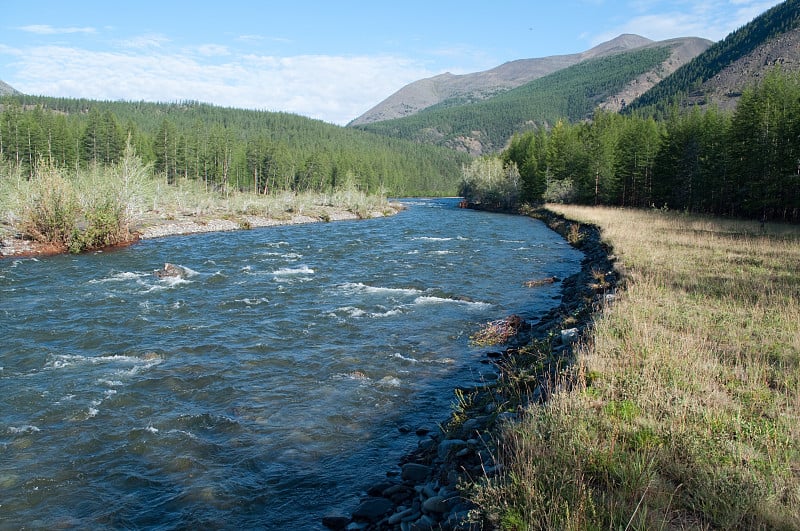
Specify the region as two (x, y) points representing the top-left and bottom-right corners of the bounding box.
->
(473, 205), (800, 529)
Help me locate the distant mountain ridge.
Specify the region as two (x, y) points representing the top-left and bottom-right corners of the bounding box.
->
(0, 80), (21, 96)
(349, 34), (709, 126)
(351, 36), (712, 154)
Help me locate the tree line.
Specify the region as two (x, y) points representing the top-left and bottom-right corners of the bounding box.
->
(461, 68), (800, 222)
(0, 97), (468, 196)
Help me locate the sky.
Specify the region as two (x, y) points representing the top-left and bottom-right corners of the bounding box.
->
(0, 1), (785, 125)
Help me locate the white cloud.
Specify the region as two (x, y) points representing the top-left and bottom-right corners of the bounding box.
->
(5, 45), (433, 125)
(196, 44), (231, 57)
(592, 0), (782, 44)
(116, 33), (171, 49)
(18, 24), (96, 35)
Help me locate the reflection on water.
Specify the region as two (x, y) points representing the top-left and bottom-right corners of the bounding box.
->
(0, 199), (581, 529)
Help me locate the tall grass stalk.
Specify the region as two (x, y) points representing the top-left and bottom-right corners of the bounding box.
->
(472, 206), (800, 529)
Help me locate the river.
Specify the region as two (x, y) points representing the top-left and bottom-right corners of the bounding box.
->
(0, 198), (582, 529)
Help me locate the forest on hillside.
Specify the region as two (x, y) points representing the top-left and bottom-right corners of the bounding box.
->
(353, 46), (674, 152)
(0, 97), (469, 196)
(627, 0), (800, 117)
(462, 68), (800, 222)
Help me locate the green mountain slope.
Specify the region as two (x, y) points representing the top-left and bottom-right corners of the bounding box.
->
(627, 0), (800, 116)
(352, 45), (676, 154)
(0, 96), (469, 196)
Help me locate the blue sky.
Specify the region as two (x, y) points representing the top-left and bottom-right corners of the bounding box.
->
(0, 1), (783, 124)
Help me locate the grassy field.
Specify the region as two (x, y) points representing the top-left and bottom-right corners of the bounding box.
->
(472, 205), (800, 530)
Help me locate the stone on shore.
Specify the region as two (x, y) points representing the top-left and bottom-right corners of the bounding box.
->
(352, 497), (394, 521)
(401, 463), (432, 483)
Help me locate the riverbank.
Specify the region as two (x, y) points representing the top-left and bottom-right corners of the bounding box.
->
(0, 202), (404, 259)
(471, 206), (800, 529)
(326, 206), (620, 530)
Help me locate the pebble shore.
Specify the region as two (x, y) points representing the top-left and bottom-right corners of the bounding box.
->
(0, 207), (391, 257)
(137, 211), (360, 240)
(326, 208), (620, 530)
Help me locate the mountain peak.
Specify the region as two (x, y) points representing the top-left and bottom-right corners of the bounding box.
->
(582, 34), (653, 58)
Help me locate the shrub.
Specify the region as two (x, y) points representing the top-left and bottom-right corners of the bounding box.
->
(20, 163), (79, 249)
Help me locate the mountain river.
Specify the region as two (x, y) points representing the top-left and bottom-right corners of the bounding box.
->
(0, 198), (582, 529)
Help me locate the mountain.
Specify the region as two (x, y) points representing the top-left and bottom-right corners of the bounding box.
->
(350, 34), (656, 126)
(695, 27), (800, 111)
(351, 36), (711, 155)
(0, 80), (21, 96)
(627, 0), (800, 115)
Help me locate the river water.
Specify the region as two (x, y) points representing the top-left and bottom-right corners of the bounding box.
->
(0, 198), (581, 529)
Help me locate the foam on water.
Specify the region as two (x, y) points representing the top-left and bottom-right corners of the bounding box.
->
(339, 282), (422, 296)
(331, 306), (368, 319)
(272, 265), (314, 276)
(413, 295), (492, 310)
(89, 271), (147, 284)
(45, 353), (159, 370)
(8, 425), (41, 434)
(370, 308), (404, 318)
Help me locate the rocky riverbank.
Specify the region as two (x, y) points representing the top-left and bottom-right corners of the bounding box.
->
(0, 205), (401, 258)
(325, 207), (621, 530)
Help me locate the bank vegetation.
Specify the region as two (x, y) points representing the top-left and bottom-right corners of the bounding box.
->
(460, 68), (800, 223)
(471, 205), (800, 529)
(0, 141), (394, 254)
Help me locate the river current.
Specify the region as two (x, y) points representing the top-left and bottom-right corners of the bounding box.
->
(0, 198), (581, 529)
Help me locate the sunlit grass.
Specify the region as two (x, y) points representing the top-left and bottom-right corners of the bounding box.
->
(471, 205), (800, 529)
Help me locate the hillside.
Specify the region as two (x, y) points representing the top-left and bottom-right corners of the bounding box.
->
(352, 38), (710, 155)
(692, 26), (800, 110)
(627, 0), (800, 115)
(0, 96), (469, 196)
(0, 80), (20, 96)
(350, 34), (656, 126)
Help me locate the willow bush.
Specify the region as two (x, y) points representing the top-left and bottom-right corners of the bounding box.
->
(6, 144), (143, 253)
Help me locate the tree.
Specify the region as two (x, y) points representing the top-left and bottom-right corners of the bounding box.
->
(153, 118), (179, 184)
(615, 115), (661, 207)
(459, 157), (520, 209)
(81, 109), (124, 165)
(579, 109), (623, 205)
(503, 130), (547, 203)
(729, 68), (800, 220)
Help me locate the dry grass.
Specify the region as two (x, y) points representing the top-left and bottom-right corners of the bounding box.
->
(472, 205), (800, 530)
